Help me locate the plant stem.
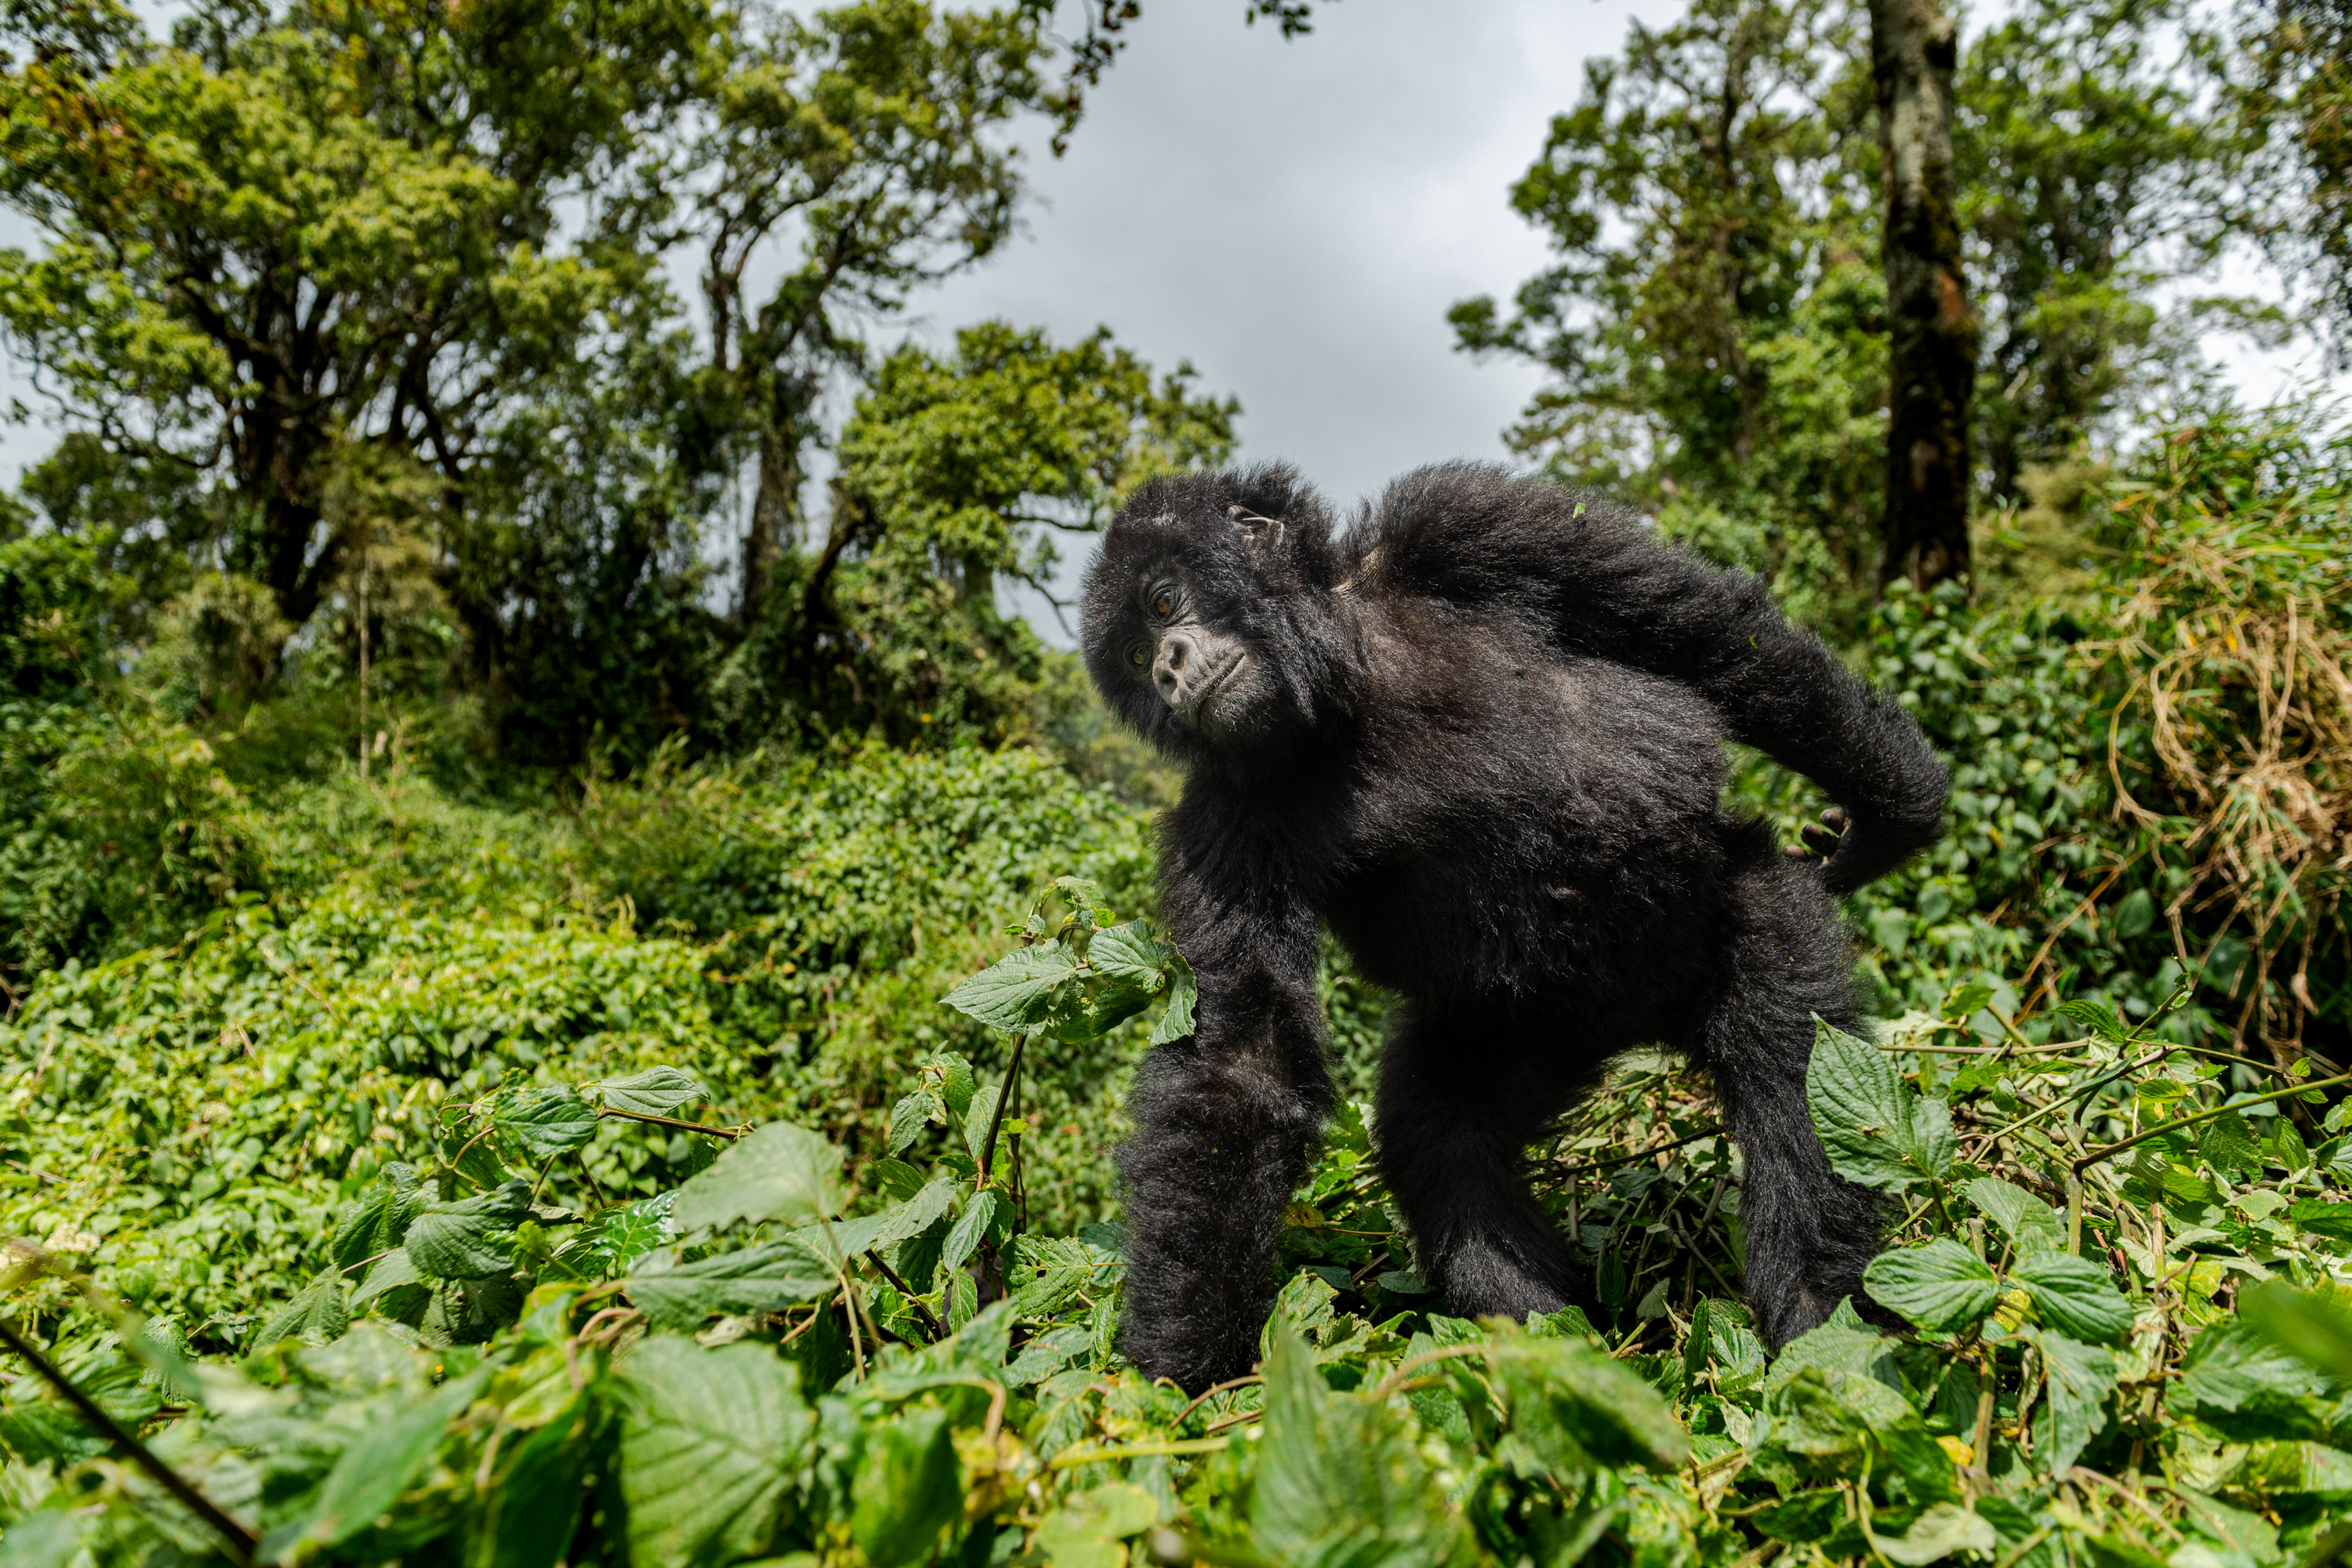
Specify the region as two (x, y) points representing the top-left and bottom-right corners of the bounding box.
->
(0, 1316), (258, 1565)
(978, 1033), (1029, 1184)
(598, 1108), (746, 1140)
(2073, 1072), (2352, 1174)
(865, 1249), (944, 1341)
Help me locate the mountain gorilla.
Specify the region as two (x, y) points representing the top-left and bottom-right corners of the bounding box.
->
(1079, 461), (1949, 1392)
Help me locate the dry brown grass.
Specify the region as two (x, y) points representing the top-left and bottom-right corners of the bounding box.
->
(2090, 428), (2352, 1059)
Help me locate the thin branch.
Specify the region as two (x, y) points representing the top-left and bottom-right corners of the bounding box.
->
(0, 1317), (258, 1565)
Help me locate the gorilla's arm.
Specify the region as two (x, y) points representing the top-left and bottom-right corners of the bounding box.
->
(1116, 833), (1334, 1391)
(1370, 468), (1947, 893)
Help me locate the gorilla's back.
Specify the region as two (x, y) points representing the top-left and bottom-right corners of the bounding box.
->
(1320, 615), (1740, 1013)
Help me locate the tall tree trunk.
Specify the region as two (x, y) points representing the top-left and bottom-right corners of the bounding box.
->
(1870, 0), (1977, 591)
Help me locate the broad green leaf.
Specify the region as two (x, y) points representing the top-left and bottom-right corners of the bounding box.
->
(887, 1094), (931, 1156)
(850, 1405), (963, 1566)
(280, 1365), (491, 1552)
(942, 1190), (1004, 1276)
(804, 1178), (960, 1263)
(404, 1180), (530, 1279)
(627, 1242), (838, 1329)
(2056, 999), (2129, 1044)
(2241, 1279), (2352, 1379)
(1033, 1483), (1160, 1568)
(1046, 984), (1152, 1044)
(1762, 1364), (1955, 1501)
(1768, 1299), (1904, 1394)
(940, 943), (1083, 1030)
(352, 1247), (421, 1308)
(2175, 1319), (2342, 1443)
(480, 1406), (590, 1568)
(2200, 1110), (2262, 1174)
(255, 1268), (350, 1350)
(2287, 1200), (2352, 1241)
(596, 1066), (711, 1117)
(498, 1085), (598, 1161)
(1488, 1333), (1689, 1472)
(868, 1156), (928, 1203)
(618, 1337), (812, 1568)
(2024, 1328), (2115, 1474)
(1862, 1239), (2000, 1334)
(330, 1165), (423, 1269)
(1250, 1330), (1482, 1568)
(1962, 1177), (2064, 1254)
(926, 1053), (977, 1118)
(0, 1356), (160, 1465)
(1805, 1021), (1952, 1191)
(674, 1120), (844, 1232)
(2011, 1250), (2133, 1344)
(1871, 1502), (1998, 1566)
(1087, 921), (1174, 989)
(1149, 967), (1196, 1047)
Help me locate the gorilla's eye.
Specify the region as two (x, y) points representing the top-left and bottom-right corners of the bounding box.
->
(1149, 586), (1175, 618)
(1128, 643), (1149, 668)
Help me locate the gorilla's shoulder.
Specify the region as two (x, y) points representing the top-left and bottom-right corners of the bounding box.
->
(1340, 463), (1651, 594)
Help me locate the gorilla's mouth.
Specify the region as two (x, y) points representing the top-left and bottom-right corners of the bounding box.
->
(1178, 652), (1250, 726)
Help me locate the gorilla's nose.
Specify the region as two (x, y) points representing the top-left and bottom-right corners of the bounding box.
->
(1154, 633), (1196, 703)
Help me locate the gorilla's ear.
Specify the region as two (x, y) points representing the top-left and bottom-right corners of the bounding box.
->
(1225, 504), (1286, 556)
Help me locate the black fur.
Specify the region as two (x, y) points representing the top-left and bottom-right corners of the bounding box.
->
(1080, 462), (1948, 1392)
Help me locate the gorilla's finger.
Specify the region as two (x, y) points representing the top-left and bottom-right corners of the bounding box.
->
(1821, 806), (1849, 833)
(1798, 822), (1842, 855)
(1784, 844), (1814, 862)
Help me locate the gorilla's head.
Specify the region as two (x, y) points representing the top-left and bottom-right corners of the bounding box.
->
(1080, 464), (1349, 764)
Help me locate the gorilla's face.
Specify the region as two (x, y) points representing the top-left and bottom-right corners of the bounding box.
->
(1080, 465), (1344, 764)
(1114, 562), (1283, 744)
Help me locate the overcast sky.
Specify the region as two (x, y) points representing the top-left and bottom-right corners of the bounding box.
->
(0, 0), (2332, 644)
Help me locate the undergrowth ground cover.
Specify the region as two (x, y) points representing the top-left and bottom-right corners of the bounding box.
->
(0, 410), (2348, 1566)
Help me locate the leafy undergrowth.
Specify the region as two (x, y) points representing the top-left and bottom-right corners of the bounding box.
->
(5, 884), (2352, 1566)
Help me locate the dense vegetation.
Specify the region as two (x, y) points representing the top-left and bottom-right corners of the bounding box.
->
(3, 0), (2352, 1563)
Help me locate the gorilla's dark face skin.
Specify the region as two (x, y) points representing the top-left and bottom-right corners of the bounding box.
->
(1080, 461), (1951, 1395)
(1081, 469), (1350, 767)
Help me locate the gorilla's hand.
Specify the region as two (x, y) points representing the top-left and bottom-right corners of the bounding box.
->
(1783, 807), (1916, 895)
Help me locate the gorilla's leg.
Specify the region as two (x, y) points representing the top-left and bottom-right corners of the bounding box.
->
(1117, 1033), (1330, 1392)
(1373, 1004), (1592, 1320)
(1691, 841), (1886, 1348)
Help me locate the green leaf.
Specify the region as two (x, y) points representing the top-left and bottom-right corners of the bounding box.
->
(1871, 1502), (1998, 1566)
(618, 1337), (812, 1568)
(498, 1085), (598, 1161)
(803, 1178), (960, 1264)
(255, 1268), (351, 1349)
(2010, 1250), (2133, 1344)
(404, 1179), (530, 1279)
(942, 1189), (1004, 1277)
(352, 1247), (422, 1308)
(1033, 1483), (1160, 1568)
(1046, 984), (1152, 1044)
(1087, 921), (1174, 989)
(887, 1094), (931, 1156)
(479, 1406), (590, 1568)
(1148, 967), (1196, 1047)
(1862, 1239), (2000, 1334)
(278, 1365), (491, 1553)
(927, 1054), (977, 1119)
(2024, 1328), (2115, 1474)
(2241, 1280), (2352, 1380)
(1962, 1177), (2064, 1254)
(2287, 1200), (2352, 1241)
(868, 1157), (928, 1203)
(2201, 1109), (2263, 1174)
(627, 1242), (839, 1329)
(2175, 1319), (2343, 1443)
(1805, 1020), (1952, 1192)
(330, 1165), (423, 1269)
(596, 1066), (711, 1117)
(851, 1404), (964, 1566)
(1250, 1330), (1482, 1568)
(940, 943), (1083, 1030)
(673, 1120), (844, 1233)
(1488, 1332), (1690, 1472)
(2056, 999), (2130, 1044)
